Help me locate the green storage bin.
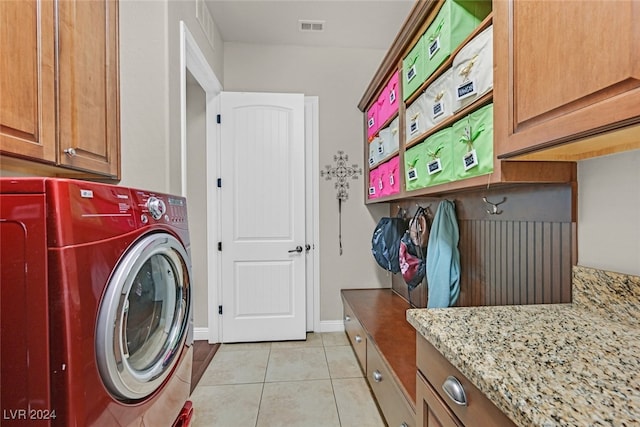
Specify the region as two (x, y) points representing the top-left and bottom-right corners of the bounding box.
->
(404, 141), (430, 191)
(422, 127), (454, 187)
(424, 0), (492, 80)
(452, 103), (494, 181)
(402, 37), (427, 101)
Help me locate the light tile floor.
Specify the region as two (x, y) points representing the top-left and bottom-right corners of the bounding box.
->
(190, 332), (385, 427)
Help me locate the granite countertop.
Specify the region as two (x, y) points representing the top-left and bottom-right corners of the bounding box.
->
(406, 266), (640, 426)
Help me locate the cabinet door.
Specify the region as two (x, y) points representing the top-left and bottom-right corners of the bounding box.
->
(494, 0), (640, 158)
(417, 373), (462, 427)
(57, 0), (120, 177)
(0, 0), (56, 162)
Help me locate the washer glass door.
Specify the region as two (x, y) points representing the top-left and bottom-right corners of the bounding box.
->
(96, 232), (192, 401)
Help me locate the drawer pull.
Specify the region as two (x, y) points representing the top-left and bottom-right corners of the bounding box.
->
(355, 335), (362, 343)
(345, 315), (351, 322)
(372, 370), (383, 383)
(442, 376), (468, 406)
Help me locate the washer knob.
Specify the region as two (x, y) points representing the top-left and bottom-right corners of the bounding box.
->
(146, 197), (166, 220)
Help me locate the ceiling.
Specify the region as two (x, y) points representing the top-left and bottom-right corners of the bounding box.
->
(205, 0), (415, 50)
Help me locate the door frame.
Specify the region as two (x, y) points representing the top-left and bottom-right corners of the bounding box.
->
(180, 22), (320, 341)
(179, 21), (222, 343)
(305, 97), (320, 333)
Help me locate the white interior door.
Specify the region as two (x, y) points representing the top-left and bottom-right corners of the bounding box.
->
(220, 92), (306, 342)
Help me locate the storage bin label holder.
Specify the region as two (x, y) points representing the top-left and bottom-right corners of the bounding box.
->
(458, 120), (485, 171)
(456, 54), (479, 101)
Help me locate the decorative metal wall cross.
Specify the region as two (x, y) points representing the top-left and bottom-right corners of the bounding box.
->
(321, 151), (362, 255)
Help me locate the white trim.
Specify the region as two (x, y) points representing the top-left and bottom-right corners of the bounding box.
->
(304, 97), (320, 333)
(180, 21), (222, 197)
(318, 320), (345, 333)
(193, 327), (210, 341)
(180, 21), (223, 344)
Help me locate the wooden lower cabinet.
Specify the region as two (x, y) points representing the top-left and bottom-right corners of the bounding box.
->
(416, 334), (515, 427)
(367, 340), (415, 427)
(417, 372), (462, 427)
(341, 289), (416, 427)
(343, 300), (366, 373)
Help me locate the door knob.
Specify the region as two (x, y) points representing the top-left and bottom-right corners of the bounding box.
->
(288, 246), (303, 253)
(63, 147), (77, 157)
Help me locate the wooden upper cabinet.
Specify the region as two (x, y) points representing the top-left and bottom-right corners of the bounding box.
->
(494, 0), (640, 159)
(0, 0), (119, 178)
(0, 0), (56, 163)
(57, 0), (120, 177)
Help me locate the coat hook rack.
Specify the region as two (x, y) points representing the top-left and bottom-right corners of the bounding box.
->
(482, 196), (506, 215)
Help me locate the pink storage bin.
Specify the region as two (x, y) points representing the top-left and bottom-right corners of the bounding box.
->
(377, 161), (390, 197)
(368, 167), (381, 199)
(377, 71), (400, 126)
(366, 104), (379, 139)
(385, 156), (401, 196)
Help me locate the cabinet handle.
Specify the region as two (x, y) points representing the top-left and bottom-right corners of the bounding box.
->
(354, 335), (362, 343)
(344, 315), (351, 322)
(442, 376), (468, 406)
(400, 423), (409, 427)
(64, 148), (77, 157)
(372, 370), (383, 383)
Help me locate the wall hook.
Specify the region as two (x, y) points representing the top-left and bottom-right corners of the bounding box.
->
(482, 196), (506, 215)
(416, 203), (432, 218)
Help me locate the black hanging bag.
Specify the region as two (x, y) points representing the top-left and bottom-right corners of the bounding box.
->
(371, 211), (408, 273)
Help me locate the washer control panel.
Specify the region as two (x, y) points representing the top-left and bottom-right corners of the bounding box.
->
(132, 191), (188, 227)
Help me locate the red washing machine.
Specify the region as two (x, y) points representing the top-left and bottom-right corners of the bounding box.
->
(1, 178), (194, 426)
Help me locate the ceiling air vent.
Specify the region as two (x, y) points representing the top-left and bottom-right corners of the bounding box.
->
(299, 20), (325, 32)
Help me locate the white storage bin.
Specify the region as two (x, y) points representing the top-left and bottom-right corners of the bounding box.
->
(389, 116), (400, 151)
(405, 91), (430, 141)
(423, 68), (454, 130)
(452, 25), (493, 112)
(378, 119), (400, 161)
(368, 137), (381, 168)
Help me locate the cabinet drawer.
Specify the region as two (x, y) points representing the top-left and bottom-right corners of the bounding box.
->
(343, 302), (366, 372)
(367, 340), (415, 427)
(417, 372), (462, 427)
(416, 336), (515, 427)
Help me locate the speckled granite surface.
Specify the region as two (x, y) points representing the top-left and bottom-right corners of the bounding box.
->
(407, 265), (640, 427)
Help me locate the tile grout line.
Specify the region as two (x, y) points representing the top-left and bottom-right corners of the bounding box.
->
(254, 343), (272, 427)
(325, 336), (344, 427)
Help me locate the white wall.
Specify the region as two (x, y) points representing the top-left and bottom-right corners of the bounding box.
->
(119, 0), (223, 193)
(223, 42), (390, 323)
(577, 149), (640, 276)
(118, 1), (224, 332)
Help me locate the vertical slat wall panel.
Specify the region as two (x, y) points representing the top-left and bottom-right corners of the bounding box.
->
(391, 184), (576, 308)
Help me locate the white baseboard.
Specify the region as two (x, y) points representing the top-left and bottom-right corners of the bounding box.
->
(193, 327), (210, 341)
(195, 322), (344, 341)
(317, 320), (345, 333)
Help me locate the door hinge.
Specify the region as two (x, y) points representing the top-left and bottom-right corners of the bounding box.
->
(216, 114), (221, 124)
(218, 305), (223, 315)
(217, 178), (222, 188)
(217, 242), (222, 251)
